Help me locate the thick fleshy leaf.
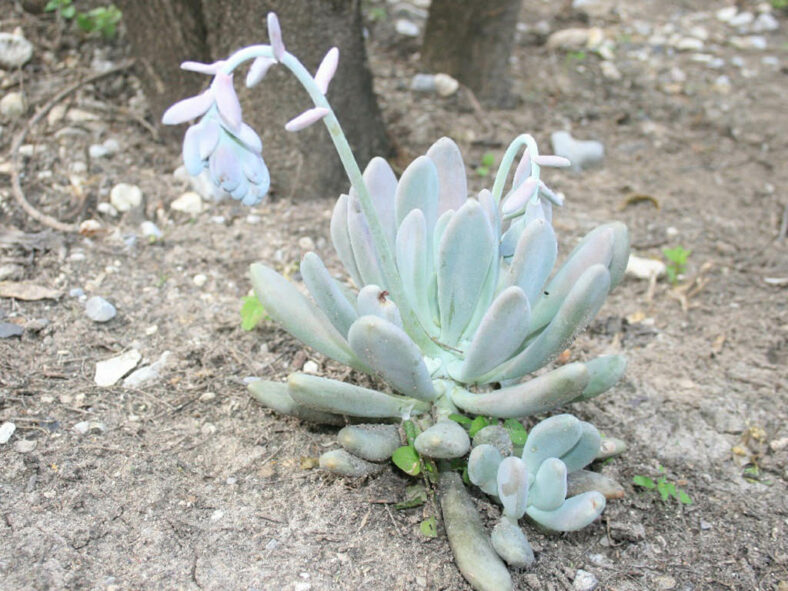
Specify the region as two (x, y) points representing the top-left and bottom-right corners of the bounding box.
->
(319, 449), (385, 477)
(248, 379), (344, 425)
(477, 189), (501, 240)
(414, 420), (470, 458)
(567, 470), (625, 500)
(181, 60), (223, 75)
(236, 122), (262, 153)
(501, 177), (537, 217)
(229, 175), (250, 200)
(596, 436), (627, 460)
(267, 12), (286, 60)
(162, 91), (214, 125)
(513, 149), (531, 186)
(285, 107), (330, 132)
(288, 373), (430, 418)
(530, 225), (616, 331)
(426, 137), (467, 215)
(495, 265), (611, 381)
(526, 491), (606, 532)
(249, 263), (364, 370)
(209, 143), (243, 192)
(439, 472), (513, 591)
(396, 209), (437, 335)
(212, 72), (242, 132)
(521, 414), (582, 474)
(338, 424), (401, 462)
(347, 194), (386, 288)
(577, 355), (627, 401)
(497, 456), (529, 520)
(314, 47), (339, 94)
(460, 286), (531, 382)
(606, 221), (630, 289)
(560, 421), (601, 472)
(239, 149), (270, 187)
(491, 516), (534, 568)
(356, 286), (402, 328)
(468, 444), (504, 496)
(348, 315), (436, 401)
(330, 194), (363, 287)
(362, 157), (398, 248)
(452, 364), (589, 419)
(395, 155), (440, 231)
(182, 125), (203, 175)
(537, 179), (564, 207)
(533, 154), (571, 168)
(528, 457), (567, 511)
(301, 252), (358, 337)
(246, 56), (276, 87)
(197, 119), (220, 159)
(437, 200), (496, 345)
(502, 218), (558, 305)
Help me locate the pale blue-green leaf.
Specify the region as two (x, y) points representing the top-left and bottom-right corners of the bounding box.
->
(347, 193), (386, 288)
(301, 252), (358, 337)
(414, 420), (471, 458)
(319, 449), (384, 477)
(577, 354), (627, 401)
(502, 218), (557, 305)
(491, 516), (535, 568)
(566, 470), (625, 500)
(248, 379), (344, 425)
(363, 157), (398, 248)
(526, 491), (606, 532)
(560, 421), (601, 472)
(528, 457), (567, 511)
(468, 444), (504, 496)
(395, 209), (438, 335)
(337, 424), (401, 462)
(521, 414), (583, 474)
(497, 456), (529, 520)
(395, 155), (439, 231)
(426, 137), (467, 215)
(330, 194), (363, 287)
(356, 285), (403, 328)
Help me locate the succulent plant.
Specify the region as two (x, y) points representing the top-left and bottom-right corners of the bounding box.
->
(164, 13), (631, 591)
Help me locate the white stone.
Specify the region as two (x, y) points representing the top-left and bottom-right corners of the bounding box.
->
(676, 37), (704, 51)
(730, 35), (767, 50)
(79, 219), (103, 235)
(140, 221), (162, 239)
(298, 236), (316, 251)
(600, 61), (621, 80)
(97, 202), (118, 217)
(95, 349), (142, 387)
(0, 421), (16, 444)
(714, 75), (732, 94)
(716, 6), (738, 23)
(193, 274), (208, 287)
(688, 26), (709, 41)
(123, 351), (172, 388)
(85, 296), (117, 322)
(550, 131), (604, 172)
(14, 439), (37, 453)
(434, 73), (459, 97)
(395, 19), (420, 37)
(411, 73), (435, 92)
(171, 191), (204, 215)
(65, 108), (100, 123)
(625, 255), (666, 280)
(0, 92), (26, 120)
(572, 0), (616, 18)
(728, 11), (754, 28)
(0, 32), (34, 69)
(547, 28), (592, 50)
(303, 360), (319, 374)
(110, 183), (143, 212)
(752, 13), (779, 32)
(573, 569), (599, 591)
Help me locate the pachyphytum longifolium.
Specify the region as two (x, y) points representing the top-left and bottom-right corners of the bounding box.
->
(164, 13), (631, 591)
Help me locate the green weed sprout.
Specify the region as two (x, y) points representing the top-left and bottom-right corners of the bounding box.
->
(46, 0), (122, 39)
(662, 245), (690, 284)
(163, 13), (632, 590)
(633, 466), (692, 505)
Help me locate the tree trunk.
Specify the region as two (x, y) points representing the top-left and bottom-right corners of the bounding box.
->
(118, 0), (391, 199)
(421, 0), (520, 108)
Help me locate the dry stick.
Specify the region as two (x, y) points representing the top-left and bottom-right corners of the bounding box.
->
(9, 60), (135, 233)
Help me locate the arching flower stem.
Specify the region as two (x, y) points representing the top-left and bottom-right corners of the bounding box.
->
(222, 45), (440, 355)
(490, 134), (542, 206)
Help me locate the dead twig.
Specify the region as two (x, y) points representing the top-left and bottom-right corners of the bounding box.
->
(9, 60), (135, 233)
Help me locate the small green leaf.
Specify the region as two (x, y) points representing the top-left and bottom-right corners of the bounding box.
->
(481, 152), (495, 167)
(468, 416), (490, 438)
(503, 418), (528, 445)
(419, 516), (438, 538)
(657, 479), (672, 502)
(448, 413), (472, 426)
(632, 475), (656, 489)
(240, 295), (266, 331)
(677, 490), (692, 505)
(395, 484), (427, 510)
(392, 445), (421, 476)
(403, 420), (418, 446)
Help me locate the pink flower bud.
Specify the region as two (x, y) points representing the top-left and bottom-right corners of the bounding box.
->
(246, 56), (277, 88)
(285, 107), (330, 132)
(267, 13), (286, 61)
(533, 155), (571, 168)
(162, 91), (214, 125)
(314, 47), (339, 94)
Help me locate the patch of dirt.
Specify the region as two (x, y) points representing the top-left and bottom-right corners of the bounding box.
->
(1, 1), (787, 590)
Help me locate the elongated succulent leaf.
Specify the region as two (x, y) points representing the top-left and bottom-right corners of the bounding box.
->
(494, 265), (611, 381)
(301, 252), (358, 337)
(414, 420), (471, 458)
(347, 193), (386, 288)
(491, 516), (535, 568)
(319, 449), (385, 477)
(452, 363), (589, 419)
(426, 137), (468, 215)
(596, 436), (627, 460)
(287, 373), (430, 419)
(363, 157), (398, 248)
(249, 263), (365, 371)
(526, 491), (606, 532)
(560, 421), (601, 472)
(460, 286), (531, 382)
(521, 414), (583, 474)
(606, 221), (630, 289)
(248, 379), (344, 425)
(497, 456), (529, 520)
(439, 472), (513, 591)
(348, 315), (436, 401)
(396, 209), (438, 335)
(330, 194), (363, 286)
(503, 218), (558, 305)
(338, 424), (401, 462)
(528, 457), (567, 511)
(530, 226), (615, 331)
(356, 285), (403, 328)
(577, 354), (627, 401)
(395, 155), (440, 231)
(478, 189), (501, 241)
(566, 470), (625, 500)
(437, 200), (496, 344)
(468, 444), (504, 496)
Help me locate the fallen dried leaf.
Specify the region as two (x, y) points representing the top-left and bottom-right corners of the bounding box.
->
(0, 281), (61, 300)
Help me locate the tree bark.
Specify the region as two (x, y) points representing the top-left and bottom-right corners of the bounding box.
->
(421, 0), (521, 108)
(118, 0), (391, 199)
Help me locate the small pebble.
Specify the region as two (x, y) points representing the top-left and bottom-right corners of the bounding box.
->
(85, 296), (117, 322)
(395, 19), (420, 37)
(0, 323), (24, 339)
(654, 575), (677, 590)
(728, 11), (754, 28)
(140, 221), (162, 239)
(303, 360), (319, 374)
(625, 255), (666, 280)
(434, 73), (459, 97)
(600, 61), (621, 80)
(573, 569), (599, 591)
(0, 32), (34, 69)
(171, 191), (204, 216)
(716, 6), (738, 23)
(69, 288), (86, 298)
(14, 439), (37, 453)
(110, 183), (143, 212)
(551, 130), (604, 171)
(94, 349), (142, 387)
(123, 351), (172, 388)
(0, 421), (16, 444)
(73, 421), (107, 435)
(0, 92), (26, 120)
(676, 37), (704, 51)
(200, 391), (217, 402)
(193, 273), (208, 287)
(411, 73), (436, 92)
(298, 236), (316, 251)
